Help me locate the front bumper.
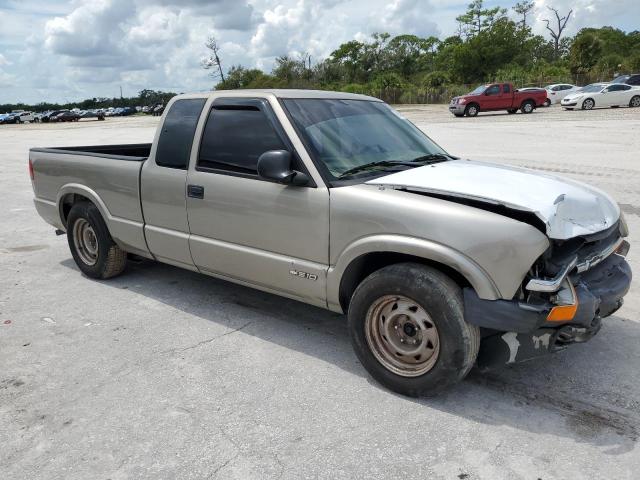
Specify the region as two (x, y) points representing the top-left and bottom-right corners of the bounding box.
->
(465, 253), (632, 366)
(449, 104), (466, 115)
(562, 101), (578, 107)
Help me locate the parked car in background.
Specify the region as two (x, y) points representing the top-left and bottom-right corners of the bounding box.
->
(41, 110), (66, 123)
(52, 111), (80, 122)
(15, 111), (35, 123)
(0, 113), (13, 124)
(561, 83), (640, 110)
(544, 84), (581, 105)
(78, 110), (106, 121)
(449, 83), (548, 117)
(152, 104), (165, 116)
(611, 74), (640, 86)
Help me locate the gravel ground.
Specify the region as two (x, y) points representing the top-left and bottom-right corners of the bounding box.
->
(1, 105), (639, 480)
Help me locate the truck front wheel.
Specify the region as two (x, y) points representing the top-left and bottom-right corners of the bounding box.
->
(67, 202), (127, 279)
(464, 104), (479, 117)
(347, 263), (480, 397)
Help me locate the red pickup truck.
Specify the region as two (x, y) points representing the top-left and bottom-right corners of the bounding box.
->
(449, 83), (548, 117)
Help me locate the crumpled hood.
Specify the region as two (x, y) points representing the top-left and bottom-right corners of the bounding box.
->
(366, 159), (619, 240)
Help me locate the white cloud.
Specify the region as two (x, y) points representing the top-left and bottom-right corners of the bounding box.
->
(0, 0), (638, 104)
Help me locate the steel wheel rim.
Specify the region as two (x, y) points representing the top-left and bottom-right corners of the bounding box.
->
(73, 218), (99, 266)
(364, 295), (440, 377)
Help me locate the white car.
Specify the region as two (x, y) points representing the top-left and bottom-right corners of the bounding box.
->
(544, 83), (581, 105)
(561, 83), (640, 110)
(15, 111), (35, 123)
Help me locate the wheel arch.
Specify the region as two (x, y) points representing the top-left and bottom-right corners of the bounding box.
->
(57, 184), (111, 229)
(327, 235), (501, 314)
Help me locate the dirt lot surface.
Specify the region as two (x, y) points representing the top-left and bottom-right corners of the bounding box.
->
(1, 105), (639, 479)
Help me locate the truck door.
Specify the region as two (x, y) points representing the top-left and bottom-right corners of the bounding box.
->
(185, 97), (329, 307)
(140, 98), (206, 270)
(482, 84), (504, 110)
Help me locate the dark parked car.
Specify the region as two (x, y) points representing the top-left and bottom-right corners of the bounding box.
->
(612, 74), (640, 86)
(41, 110), (66, 123)
(52, 111), (80, 122)
(79, 110), (105, 121)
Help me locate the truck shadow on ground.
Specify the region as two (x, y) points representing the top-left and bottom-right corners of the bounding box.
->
(61, 257), (639, 455)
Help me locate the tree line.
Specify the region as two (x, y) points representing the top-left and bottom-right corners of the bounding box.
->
(207, 1), (640, 103)
(1, 89), (176, 114)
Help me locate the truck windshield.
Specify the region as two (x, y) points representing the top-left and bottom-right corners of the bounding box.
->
(282, 99), (448, 180)
(469, 85), (487, 94)
(581, 84), (605, 92)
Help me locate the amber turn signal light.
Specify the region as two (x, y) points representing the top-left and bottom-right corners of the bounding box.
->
(547, 303), (578, 322)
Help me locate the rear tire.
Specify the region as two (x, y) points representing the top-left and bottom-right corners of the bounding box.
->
(347, 263), (480, 397)
(521, 100), (534, 114)
(630, 95), (640, 108)
(67, 202), (127, 279)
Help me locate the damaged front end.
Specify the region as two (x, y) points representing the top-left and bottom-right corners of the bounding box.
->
(467, 218), (632, 367)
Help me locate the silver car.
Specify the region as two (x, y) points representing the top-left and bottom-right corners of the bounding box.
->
(29, 90), (632, 396)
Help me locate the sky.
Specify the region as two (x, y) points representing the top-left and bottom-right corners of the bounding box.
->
(0, 0), (638, 104)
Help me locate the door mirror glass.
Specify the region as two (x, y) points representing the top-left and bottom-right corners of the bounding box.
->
(257, 150), (309, 186)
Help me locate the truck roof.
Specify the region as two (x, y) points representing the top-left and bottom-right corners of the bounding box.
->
(174, 89), (382, 102)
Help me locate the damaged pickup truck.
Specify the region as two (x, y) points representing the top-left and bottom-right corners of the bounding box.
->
(30, 90), (632, 396)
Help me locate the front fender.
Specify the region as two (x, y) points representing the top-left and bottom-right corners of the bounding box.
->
(326, 234), (501, 313)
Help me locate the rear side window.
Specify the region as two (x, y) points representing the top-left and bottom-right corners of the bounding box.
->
(156, 99), (206, 169)
(503, 84), (511, 93)
(628, 75), (640, 85)
(198, 107), (286, 174)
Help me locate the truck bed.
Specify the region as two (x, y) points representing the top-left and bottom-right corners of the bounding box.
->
(30, 143), (150, 257)
(30, 143), (151, 161)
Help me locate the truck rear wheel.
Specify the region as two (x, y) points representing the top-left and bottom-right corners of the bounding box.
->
(67, 202), (127, 279)
(347, 263), (480, 397)
(521, 100), (534, 113)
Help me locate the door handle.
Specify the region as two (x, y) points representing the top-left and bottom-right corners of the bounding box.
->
(187, 184), (204, 199)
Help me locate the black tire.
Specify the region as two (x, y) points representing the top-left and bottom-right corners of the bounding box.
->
(507, 108), (518, 114)
(520, 100), (534, 114)
(629, 95), (640, 108)
(347, 263), (480, 397)
(582, 98), (595, 110)
(67, 202), (127, 279)
(464, 103), (479, 117)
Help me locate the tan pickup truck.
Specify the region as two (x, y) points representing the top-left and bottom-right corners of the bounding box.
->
(30, 90), (632, 396)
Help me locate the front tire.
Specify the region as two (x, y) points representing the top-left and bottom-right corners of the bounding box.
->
(582, 98), (595, 110)
(348, 263), (480, 397)
(67, 202), (127, 279)
(464, 104), (479, 117)
(543, 98), (551, 107)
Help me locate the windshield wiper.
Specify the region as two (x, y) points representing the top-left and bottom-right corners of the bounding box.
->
(338, 160), (417, 178)
(337, 153), (458, 178)
(409, 153), (458, 162)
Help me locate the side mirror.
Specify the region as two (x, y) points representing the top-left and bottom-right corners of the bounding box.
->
(257, 150), (309, 186)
